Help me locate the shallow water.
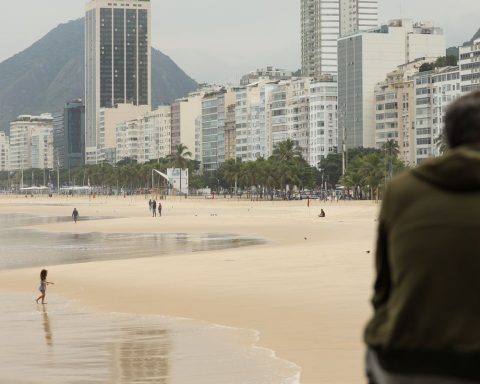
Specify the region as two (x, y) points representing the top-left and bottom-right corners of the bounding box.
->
(0, 294), (300, 384)
(0, 214), (300, 383)
(0, 214), (265, 269)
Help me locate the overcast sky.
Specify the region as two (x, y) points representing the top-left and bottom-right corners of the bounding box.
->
(0, 0), (478, 84)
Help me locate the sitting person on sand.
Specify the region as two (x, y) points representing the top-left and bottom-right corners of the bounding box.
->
(318, 209), (326, 218)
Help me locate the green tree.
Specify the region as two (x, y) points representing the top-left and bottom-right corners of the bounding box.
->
(168, 143), (192, 169)
(435, 131), (448, 155)
(381, 139), (400, 159)
(272, 139), (302, 162)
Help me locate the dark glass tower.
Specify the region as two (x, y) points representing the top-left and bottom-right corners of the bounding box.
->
(85, 0), (151, 164)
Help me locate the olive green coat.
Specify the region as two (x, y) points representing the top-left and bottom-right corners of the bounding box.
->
(365, 145), (480, 368)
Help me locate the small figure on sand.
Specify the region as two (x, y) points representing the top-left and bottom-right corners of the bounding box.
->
(36, 269), (54, 304)
(148, 199), (153, 213)
(158, 202), (162, 217)
(318, 209), (326, 218)
(72, 208), (79, 223)
(152, 200), (157, 217)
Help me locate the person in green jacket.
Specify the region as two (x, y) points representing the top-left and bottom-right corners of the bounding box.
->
(365, 91), (480, 384)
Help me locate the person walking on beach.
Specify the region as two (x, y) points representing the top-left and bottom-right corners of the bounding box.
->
(72, 208), (79, 223)
(158, 202), (162, 217)
(36, 269), (54, 304)
(152, 200), (157, 217)
(365, 91), (480, 383)
(149, 199), (153, 213)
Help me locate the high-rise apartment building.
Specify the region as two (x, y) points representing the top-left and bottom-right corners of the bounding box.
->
(224, 104), (236, 161)
(339, 0), (378, 36)
(338, 19), (445, 149)
(0, 132), (9, 171)
(301, 0), (340, 78)
(85, 0), (151, 164)
(266, 78), (311, 159)
(201, 88), (235, 172)
(373, 59), (431, 165)
(301, 0), (378, 78)
(309, 78), (338, 167)
(414, 66), (461, 164)
(170, 92), (203, 159)
(116, 106), (171, 164)
(459, 38), (480, 93)
(9, 114), (54, 171)
(235, 81), (272, 162)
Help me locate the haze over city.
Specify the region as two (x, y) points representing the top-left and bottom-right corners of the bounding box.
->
(0, 0), (477, 83)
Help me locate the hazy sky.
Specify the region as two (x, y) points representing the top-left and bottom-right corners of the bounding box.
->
(0, 0), (478, 83)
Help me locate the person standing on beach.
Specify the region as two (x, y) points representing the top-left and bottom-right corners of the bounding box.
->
(365, 91), (480, 383)
(152, 200), (157, 217)
(158, 202), (162, 217)
(72, 208), (79, 223)
(36, 269), (54, 304)
(149, 199), (152, 213)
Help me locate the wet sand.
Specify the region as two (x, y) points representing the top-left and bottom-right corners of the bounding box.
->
(0, 293), (299, 383)
(0, 195), (379, 383)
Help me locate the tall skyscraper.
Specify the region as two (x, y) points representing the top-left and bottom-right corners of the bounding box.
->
(85, 0), (151, 164)
(301, 0), (378, 78)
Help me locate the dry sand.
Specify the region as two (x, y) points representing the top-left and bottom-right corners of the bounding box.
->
(0, 195), (379, 383)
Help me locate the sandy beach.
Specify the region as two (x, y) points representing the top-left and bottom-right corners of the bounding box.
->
(0, 195), (379, 383)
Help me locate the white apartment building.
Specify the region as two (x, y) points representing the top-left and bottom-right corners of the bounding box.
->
(287, 79), (311, 160)
(301, 0), (340, 77)
(374, 59), (434, 165)
(459, 38), (480, 93)
(85, 0), (151, 164)
(240, 67), (292, 86)
(301, 0), (378, 78)
(9, 114), (54, 171)
(116, 106), (171, 164)
(0, 132), (9, 171)
(338, 19), (445, 149)
(414, 66), (461, 164)
(266, 78), (311, 159)
(309, 79), (338, 167)
(171, 91), (203, 159)
(235, 81), (274, 161)
(97, 103), (150, 164)
(339, 0), (378, 36)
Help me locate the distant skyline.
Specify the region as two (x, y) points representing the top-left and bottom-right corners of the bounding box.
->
(0, 0), (478, 84)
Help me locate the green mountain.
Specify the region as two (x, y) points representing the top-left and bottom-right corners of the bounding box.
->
(0, 18), (197, 134)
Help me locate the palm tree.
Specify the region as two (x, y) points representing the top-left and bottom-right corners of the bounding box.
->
(381, 139), (400, 159)
(272, 139), (302, 162)
(435, 132), (448, 155)
(167, 144), (192, 195)
(168, 144), (192, 169)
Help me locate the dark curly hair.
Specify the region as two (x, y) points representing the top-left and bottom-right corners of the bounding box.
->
(445, 91), (480, 148)
(40, 269), (48, 281)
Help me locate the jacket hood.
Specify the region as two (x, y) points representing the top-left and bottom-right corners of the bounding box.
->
(412, 144), (480, 192)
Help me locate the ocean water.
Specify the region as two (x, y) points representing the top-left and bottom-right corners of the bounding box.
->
(0, 213), (265, 270)
(0, 294), (301, 384)
(0, 214), (300, 383)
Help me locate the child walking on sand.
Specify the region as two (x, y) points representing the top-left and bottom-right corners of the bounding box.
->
(36, 269), (54, 304)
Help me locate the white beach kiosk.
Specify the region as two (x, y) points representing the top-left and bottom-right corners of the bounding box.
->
(152, 168), (189, 196)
